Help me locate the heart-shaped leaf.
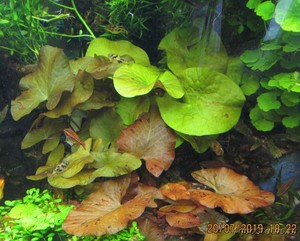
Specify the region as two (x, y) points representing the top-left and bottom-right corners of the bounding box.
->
(190, 167), (275, 214)
(11, 45), (75, 120)
(157, 67), (245, 136)
(117, 108), (176, 177)
(63, 175), (154, 236)
(113, 64), (161, 97)
(86, 38), (150, 66)
(44, 70), (94, 118)
(90, 151), (142, 177)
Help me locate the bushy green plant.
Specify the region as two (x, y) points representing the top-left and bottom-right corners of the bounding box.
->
(0, 0), (68, 63)
(240, 0), (300, 132)
(0, 188), (144, 241)
(0, 188), (73, 240)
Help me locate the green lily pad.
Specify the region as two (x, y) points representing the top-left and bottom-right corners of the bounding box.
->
(86, 38), (150, 66)
(90, 151), (142, 177)
(11, 46), (75, 120)
(256, 1), (275, 20)
(157, 67), (245, 136)
(113, 64), (161, 97)
(240, 49), (280, 71)
(282, 112), (300, 128)
(257, 92), (281, 111)
(157, 71), (184, 98)
(116, 96), (150, 125)
(177, 133), (217, 154)
(275, 0), (300, 32)
(281, 90), (300, 107)
(269, 72), (300, 92)
(159, 26), (228, 75)
(249, 106), (280, 131)
(89, 109), (124, 149)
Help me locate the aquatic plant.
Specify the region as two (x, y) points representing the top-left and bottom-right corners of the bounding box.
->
(0, 187), (145, 241)
(240, 0), (300, 133)
(0, 188), (73, 240)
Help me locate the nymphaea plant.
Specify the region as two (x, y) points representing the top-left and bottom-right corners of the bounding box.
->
(10, 25), (251, 238)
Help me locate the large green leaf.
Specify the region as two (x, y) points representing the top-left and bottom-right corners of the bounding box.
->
(116, 96), (150, 125)
(90, 151), (142, 177)
(11, 46), (75, 120)
(157, 71), (184, 99)
(158, 26), (228, 75)
(86, 38), (150, 66)
(89, 109), (124, 149)
(157, 67), (245, 136)
(113, 64), (161, 97)
(275, 0), (300, 32)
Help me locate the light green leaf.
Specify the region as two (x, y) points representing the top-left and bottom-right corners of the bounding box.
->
(89, 109), (124, 149)
(247, 0), (262, 9)
(177, 133), (217, 154)
(27, 144), (66, 181)
(257, 92), (281, 111)
(86, 38), (150, 66)
(256, 1), (275, 20)
(157, 67), (245, 136)
(11, 46), (75, 120)
(269, 72), (300, 92)
(282, 113), (300, 128)
(240, 72), (260, 96)
(90, 151), (142, 177)
(281, 90), (300, 106)
(113, 64), (161, 97)
(240, 49), (280, 71)
(59, 139), (94, 178)
(157, 70), (184, 98)
(116, 96), (150, 125)
(250, 106), (280, 131)
(226, 57), (244, 85)
(159, 26), (228, 75)
(275, 0), (300, 32)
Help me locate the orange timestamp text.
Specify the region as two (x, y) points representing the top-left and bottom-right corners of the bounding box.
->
(207, 223), (298, 235)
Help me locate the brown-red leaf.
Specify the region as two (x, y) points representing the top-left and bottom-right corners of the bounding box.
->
(63, 175), (153, 236)
(117, 108), (176, 177)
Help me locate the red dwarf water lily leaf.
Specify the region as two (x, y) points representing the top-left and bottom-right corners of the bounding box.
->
(159, 181), (192, 200)
(43, 70), (94, 118)
(11, 45), (75, 120)
(63, 175), (154, 236)
(138, 218), (165, 241)
(159, 200), (198, 213)
(190, 167), (275, 214)
(117, 108), (176, 177)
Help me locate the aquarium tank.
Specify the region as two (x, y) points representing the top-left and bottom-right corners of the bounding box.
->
(0, 0), (299, 240)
